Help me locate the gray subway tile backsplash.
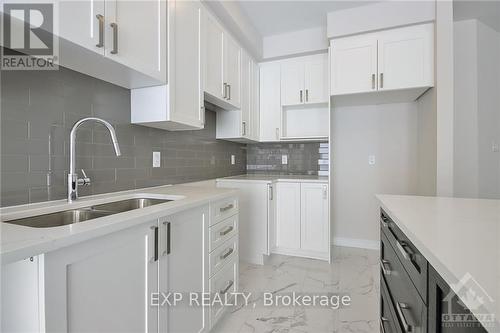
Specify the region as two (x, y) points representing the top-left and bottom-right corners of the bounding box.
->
(1, 66), (246, 207)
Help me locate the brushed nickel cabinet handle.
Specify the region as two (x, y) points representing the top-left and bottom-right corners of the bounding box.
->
(380, 259), (391, 275)
(380, 73), (384, 88)
(396, 241), (414, 261)
(228, 84), (231, 100)
(395, 302), (414, 333)
(219, 203), (234, 213)
(219, 247), (234, 260)
(219, 280), (234, 294)
(299, 90), (303, 103)
(305, 89), (309, 102)
(380, 318), (389, 333)
(96, 14), (104, 48)
(268, 184), (273, 200)
(219, 225), (234, 236)
(372, 74), (376, 89)
(275, 127), (280, 140)
(110, 22), (118, 54)
(242, 121), (246, 136)
(223, 83), (227, 99)
(151, 225), (159, 262)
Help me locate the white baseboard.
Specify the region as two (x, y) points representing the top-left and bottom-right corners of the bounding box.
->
(332, 237), (379, 250)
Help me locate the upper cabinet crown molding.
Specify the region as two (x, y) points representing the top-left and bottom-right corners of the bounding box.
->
(330, 23), (434, 106)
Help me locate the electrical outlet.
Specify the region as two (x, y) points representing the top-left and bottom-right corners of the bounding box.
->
(153, 151), (161, 168)
(231, 155), (235, 165)
(282, 155), (288, 165)
(368, 155), (376, 166)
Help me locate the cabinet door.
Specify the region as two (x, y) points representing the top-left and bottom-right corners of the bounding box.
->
(281, 59), (304, 106)
(169, 0), (204, 128)
(44, 222), (159, 333)
(223, 33), (241, 108)
(204, 13), (224, 99)
(259, 63), (281, 142)
(250, 58), (261, 141)
(300, 183), (329, 253)
(377, 23), (434, 90)
(275, 182), (301, 250)
(160, 205), (209, 333)
(105, 0), (167, 82)
(59, 0), (105, 55)
(330, 34), (378, 95)
(240, 49), (251, 138)
(304, 54), (328, 104)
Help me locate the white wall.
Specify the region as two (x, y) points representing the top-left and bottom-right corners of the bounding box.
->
(327, 1), (435, 39)
(331, 103), (419, 245)
(263, 26), (328, 60)
(454, 19), (500, 199)
(416, 88), (437, 196)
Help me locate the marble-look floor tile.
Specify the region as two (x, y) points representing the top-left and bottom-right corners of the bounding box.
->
(213, 246), (380, 333)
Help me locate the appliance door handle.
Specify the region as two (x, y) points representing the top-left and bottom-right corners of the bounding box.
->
(395, 302), (415, 333)
(110, 22), (118, 54)
(95, 14), (104, 48)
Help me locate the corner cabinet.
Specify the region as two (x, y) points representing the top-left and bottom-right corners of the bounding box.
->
(131, 0), (205, 131)
(274, 182), (329, 261)
(331, 23), (434, 106)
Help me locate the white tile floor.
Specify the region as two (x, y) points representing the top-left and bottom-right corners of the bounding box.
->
(213, 246), (380, 333)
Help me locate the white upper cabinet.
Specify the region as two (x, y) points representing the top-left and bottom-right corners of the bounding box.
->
(330, 23), (434, 101)
(259, 62), (282, 142)
(204, 14), (225, 101)
(330, 34), (378, 95)
(223, 34), (241, 109)
(240, 50), (251, 138)
(104, 0), (166, 82)
(57, 0), (166, 88)
(377, 23), (434, 91)
(304, 55), (329, 104)
(281, 60), (304, 106)
(250, 58), (260, 141)
(281, 54), (328, 106)
(131, 0), (204, 130)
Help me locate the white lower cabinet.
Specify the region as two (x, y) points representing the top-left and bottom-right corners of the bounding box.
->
(274, 182), (330, 261)
(209, 257), (238, 328)
(44, 221), (160, 333)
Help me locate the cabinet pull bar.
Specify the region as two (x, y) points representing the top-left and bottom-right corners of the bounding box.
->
(299, 90), (303, 103)
(275, 127), (280, 140)
(380, 259), (391, 275)
(151, 226), (159, 262)
(110, 22), (118, 54)
(95, 14), (104, 48)
(242, 121), (246, 136)
(395, 302), (414, 333)
(305, 89), (309, 102)
(268, 184), (273, 200)
(223, 83), (227, 99)
(219, 247), (234, 260)
(228, 84), (231, 100)
(371, 74), (376, 89)
(220, 203), (234, 212)
(165, 221), (171, 255)
(380, 73), (384, 88)
(219, 280), (234, 295)
(380, 319), (387, 333)
(219, 226), (234, 236)
(396, 241), (414, 261)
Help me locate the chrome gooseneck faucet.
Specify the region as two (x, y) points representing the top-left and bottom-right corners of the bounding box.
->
(68, 117), (121, 202)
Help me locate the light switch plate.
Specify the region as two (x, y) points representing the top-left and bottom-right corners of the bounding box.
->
(282, 155), (288, 165)
(231, 155), (235, 165)
(368, 155), (376, 165)
(153, 151), (161, 168)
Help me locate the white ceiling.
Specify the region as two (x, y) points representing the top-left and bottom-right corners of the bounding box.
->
(237, 1), (376, 37)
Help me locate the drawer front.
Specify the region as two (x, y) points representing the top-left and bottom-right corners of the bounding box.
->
(381, 209), (427, 303)
(209, 214), (238, 252)
(381, 232), (427, 333)
(381, 274), (403, 333)
(210, 197), (238, 226)
(209, 236), (238, 278)
(209, 257), (238, 328)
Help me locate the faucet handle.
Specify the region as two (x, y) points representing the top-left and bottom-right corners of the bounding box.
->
(79, 169), (91, 186)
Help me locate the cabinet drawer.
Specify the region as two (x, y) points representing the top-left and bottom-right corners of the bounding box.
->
(209, 257), (238, 328)
(381, 274), (402, 333)
(210, 197), (238, 226)
(381, 232), (427, 333)
(209, 215), (238, 252)
(209, 236), (238, 278)
(381, 209), (427, 303)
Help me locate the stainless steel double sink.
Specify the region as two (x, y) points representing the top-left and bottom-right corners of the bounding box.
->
(5, 198), (172, 228)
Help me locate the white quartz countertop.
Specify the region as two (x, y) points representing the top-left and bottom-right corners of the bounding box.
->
(217, 174), (328, 183)
(377, 195), (500, 332)
(0, 184), (238, 265)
